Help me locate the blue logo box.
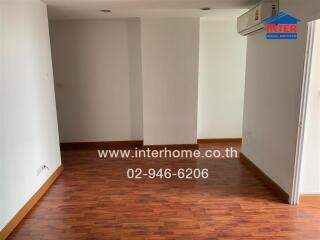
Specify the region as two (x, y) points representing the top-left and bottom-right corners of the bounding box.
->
(266, 33), (298, 39)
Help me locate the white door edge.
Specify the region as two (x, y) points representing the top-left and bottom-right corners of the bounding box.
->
(291, 21), (316, 205)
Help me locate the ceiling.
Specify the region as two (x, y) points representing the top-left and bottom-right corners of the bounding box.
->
(43, 0), (259, 20)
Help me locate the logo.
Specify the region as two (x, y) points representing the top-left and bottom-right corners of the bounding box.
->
(263, 12), (301, 40)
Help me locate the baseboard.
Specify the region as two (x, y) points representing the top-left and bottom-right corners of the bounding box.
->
(300, 194), (320, 203)
(0, 164), (64, 240)
(239, 153), (289, 203)
(143, 144), (199, 150)
(60, 140), (143, 150)
(60, 139), (241, 151)
(197, 138), (242, 144)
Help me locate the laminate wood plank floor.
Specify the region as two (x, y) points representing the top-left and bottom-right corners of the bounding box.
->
(8, 143), (320, 240)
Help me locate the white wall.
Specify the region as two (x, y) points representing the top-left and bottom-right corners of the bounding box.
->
(128, 21), (144, 141)
(141, 18), (200, 145)
(241, 0), (320, 196)
(300, 20), (320, 194)
(0, 4), (4, 229)
(0, 0), (61, 230)
(198, 20), (247, 139)
(50, 19), (143, 143)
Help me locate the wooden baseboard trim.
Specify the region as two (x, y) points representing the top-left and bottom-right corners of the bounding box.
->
(60, 139), (242, 151)
(239, 153), (289, 203)
(60, 140), (143, 151)
(143, 144), (199, 150)
(197, 138), (242, 144)
(300, 194), (320, 203)
(0, 164), (64, 240)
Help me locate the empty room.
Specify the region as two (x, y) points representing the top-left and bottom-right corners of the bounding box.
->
(1, 0), (320, 239)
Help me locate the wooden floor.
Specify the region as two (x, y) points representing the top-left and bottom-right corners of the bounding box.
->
(9, 143), (320, 240)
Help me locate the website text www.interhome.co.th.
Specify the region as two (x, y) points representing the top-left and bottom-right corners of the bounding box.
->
(97, 147), (238, 159)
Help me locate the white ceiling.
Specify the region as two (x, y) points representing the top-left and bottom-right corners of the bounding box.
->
(43, 0), (258, 20)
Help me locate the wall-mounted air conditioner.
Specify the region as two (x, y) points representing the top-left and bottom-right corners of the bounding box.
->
(237, 0), (279, 36)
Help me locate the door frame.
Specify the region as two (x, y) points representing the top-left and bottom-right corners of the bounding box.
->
(290, 20), (316, 205)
